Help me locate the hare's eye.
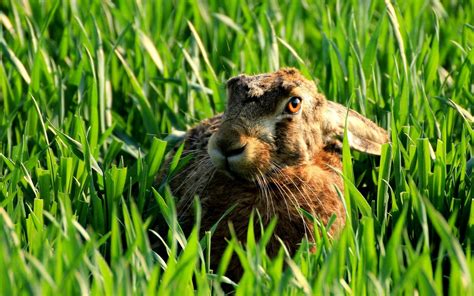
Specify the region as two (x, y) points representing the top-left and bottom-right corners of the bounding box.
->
(285, 97), (302, 114)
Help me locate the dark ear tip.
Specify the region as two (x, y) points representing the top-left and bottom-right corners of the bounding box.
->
(226, 75), (246, 88)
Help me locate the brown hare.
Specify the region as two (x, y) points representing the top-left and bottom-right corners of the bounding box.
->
(163, 68), (388, 277)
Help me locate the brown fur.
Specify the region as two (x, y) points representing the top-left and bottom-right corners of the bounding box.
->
(161, 68), (388, 280)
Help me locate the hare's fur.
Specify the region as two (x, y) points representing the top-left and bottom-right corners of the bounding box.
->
(163, 68), (388, 278)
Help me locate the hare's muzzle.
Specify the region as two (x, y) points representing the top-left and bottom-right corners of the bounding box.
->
(208, 130), (247, 173)
(207, 122), (271, 180)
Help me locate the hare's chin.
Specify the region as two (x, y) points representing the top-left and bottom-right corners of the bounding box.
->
(219, 168), (263, 184)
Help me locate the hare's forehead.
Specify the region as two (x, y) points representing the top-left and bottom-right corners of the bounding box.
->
(225, 71), (314, 117)
(226, 83), (311, 116)
(226, 91), (289, 118)
(227, 72), (301, 99)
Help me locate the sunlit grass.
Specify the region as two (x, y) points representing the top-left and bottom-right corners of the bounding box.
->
(0, 0), (473, 294)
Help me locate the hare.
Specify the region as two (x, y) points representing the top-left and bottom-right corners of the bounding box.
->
(163, 68), (388, 277)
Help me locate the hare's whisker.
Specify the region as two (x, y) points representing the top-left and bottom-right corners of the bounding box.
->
(171, 157), (210, 184)
(268, 165), (313, 237)
(173, 169), (204, 200)
(181, 162), (213, 199)
(256, 173), (266, 213)
(257, 169), (276, 219)
(177, 162), (215, 220)
(260, 170), (275, 219)
(271, 161), (323, 210)
(175, 160), (212, 205)
(271, 176), (311, 240)
(268, 175), (292, 221)
(168, 154), (207, 180)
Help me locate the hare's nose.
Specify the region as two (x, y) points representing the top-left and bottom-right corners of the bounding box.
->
(225, 144), (246, 157)
(219, 143), (247, 158)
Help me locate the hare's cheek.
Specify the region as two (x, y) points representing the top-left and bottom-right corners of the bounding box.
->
(243, 140), (272, 172)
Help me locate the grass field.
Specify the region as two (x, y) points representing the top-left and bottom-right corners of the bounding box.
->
(0, 0), (473, 294)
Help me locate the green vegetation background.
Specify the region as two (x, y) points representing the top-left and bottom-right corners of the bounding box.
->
(0, 0), (473, 294)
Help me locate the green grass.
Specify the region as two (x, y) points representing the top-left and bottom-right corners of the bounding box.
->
(0, 0), (473, 294)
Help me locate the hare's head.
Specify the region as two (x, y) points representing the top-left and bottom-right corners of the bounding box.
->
(208, 68), (388, 181)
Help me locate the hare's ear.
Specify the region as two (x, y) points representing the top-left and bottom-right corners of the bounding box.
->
(322, 101), (389, 155)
